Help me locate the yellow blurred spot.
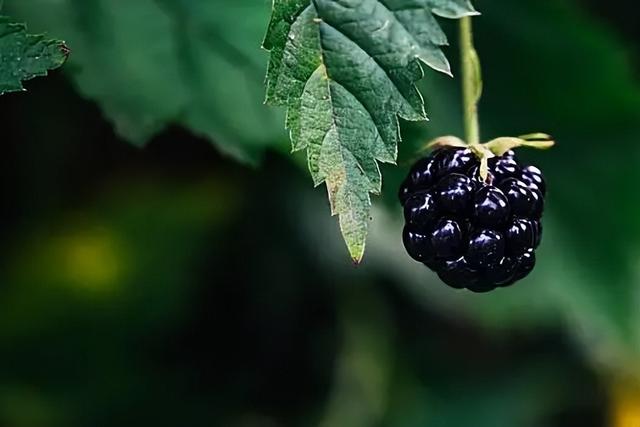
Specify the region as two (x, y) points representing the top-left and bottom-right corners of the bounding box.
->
(55, 227), (126, 296)
(612, 381), (640, 427)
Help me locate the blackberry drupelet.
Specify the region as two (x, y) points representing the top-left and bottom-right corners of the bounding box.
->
(399, 147), (546, 293)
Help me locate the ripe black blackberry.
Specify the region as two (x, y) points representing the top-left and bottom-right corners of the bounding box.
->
(399, 147), (546, 293)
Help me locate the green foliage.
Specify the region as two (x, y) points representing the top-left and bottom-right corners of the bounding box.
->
(0, 0), (638, 424)
(263, 0), (478, 262)
(5, 0), (640, 384)
(372, 0), (640, 380)
(5, 0), (285, 162)
(0, 16), (67, 95)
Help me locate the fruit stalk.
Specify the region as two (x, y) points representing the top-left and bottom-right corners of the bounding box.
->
(459, 16), (481, 146)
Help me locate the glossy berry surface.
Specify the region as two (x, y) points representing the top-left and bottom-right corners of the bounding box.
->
(400, 147), (547, 293)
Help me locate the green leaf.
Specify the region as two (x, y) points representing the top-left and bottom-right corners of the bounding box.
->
(264, 0), (478, 262)
(5, 0), (285, 163)
(0, 16), (67, 95)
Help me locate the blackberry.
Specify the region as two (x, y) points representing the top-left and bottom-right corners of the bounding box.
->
(400, 147), (547, 293)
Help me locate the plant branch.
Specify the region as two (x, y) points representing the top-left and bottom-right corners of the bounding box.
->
(459, 16), (481, 145)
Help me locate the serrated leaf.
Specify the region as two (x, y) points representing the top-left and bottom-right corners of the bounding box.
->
(6, 0), (285, 163)
(0, 16), (67, 95)
(264, 0), (477, 262)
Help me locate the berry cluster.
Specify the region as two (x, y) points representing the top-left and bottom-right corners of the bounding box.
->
(399, 147), (546, 293)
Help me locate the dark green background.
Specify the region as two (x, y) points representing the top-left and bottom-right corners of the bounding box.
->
(0, 0), (638, 425)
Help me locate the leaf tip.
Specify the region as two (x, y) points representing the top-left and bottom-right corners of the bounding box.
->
(432, 61), (453, 77)
(59, 42), (71, 58)
(419, 55), (453, 77)
(344, 230), (367, 265)
(349, 249), (365, 265)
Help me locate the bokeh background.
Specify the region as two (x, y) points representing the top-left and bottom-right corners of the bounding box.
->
(1, 0), (639, 426)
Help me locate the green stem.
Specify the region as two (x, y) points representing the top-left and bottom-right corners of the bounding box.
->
(459, 16), (481, 145)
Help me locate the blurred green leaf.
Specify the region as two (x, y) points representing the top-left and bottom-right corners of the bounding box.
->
(6, 0), (286, 162)
(0, 16), (67, 95)
(1, 1), (633, 425)
(372, 0), (640, 379)
(263, 0), (477, 261)
(469, 0), (640, 377)
(318, 285), (393, 427)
